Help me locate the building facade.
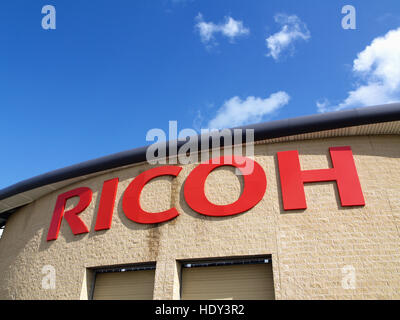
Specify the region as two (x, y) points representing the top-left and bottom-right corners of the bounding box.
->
(0, 104), (399, 300)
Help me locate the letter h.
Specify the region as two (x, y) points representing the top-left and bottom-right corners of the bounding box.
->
(277, 146), (365, 210)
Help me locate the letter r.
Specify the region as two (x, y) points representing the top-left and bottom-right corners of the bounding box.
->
(47, 187), (92, 241)
(277, 146), (365, 210)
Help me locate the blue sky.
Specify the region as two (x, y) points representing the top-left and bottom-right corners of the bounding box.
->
(1, 0), (400, 189)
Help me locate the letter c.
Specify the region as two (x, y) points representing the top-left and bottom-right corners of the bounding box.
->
(122, 166), (182, 224)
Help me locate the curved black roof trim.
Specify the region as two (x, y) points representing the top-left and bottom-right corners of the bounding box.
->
(0, 103), (399, 202)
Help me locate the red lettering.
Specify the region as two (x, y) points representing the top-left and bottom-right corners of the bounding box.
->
(184, 156), (267, 217)
(94, 178), (119, 231)
(277, 146), (365, 210)
(46, 146), (367, 241)
(47, 187), (92, 241)
(122, 166), (182, 224)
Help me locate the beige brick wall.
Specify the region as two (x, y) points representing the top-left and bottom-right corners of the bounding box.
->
(0, 135), (399, 300)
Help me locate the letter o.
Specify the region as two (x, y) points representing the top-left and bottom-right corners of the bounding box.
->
(184, 156), (266, 217)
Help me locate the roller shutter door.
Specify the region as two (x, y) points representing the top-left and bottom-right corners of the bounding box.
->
(92, 269), (155, 300)
(181, 263), (275, 300)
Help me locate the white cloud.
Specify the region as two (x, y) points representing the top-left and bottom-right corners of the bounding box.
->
(317, 27), (400, 112)
(207, 91), (290, 129)
(266, 14), (310, 60)
(195, 13), (249, 47)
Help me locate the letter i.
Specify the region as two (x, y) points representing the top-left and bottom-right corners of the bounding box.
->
(94, 178), (119, 231)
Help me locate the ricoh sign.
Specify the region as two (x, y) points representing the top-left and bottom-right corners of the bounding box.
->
(47, 146), (365, 241)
